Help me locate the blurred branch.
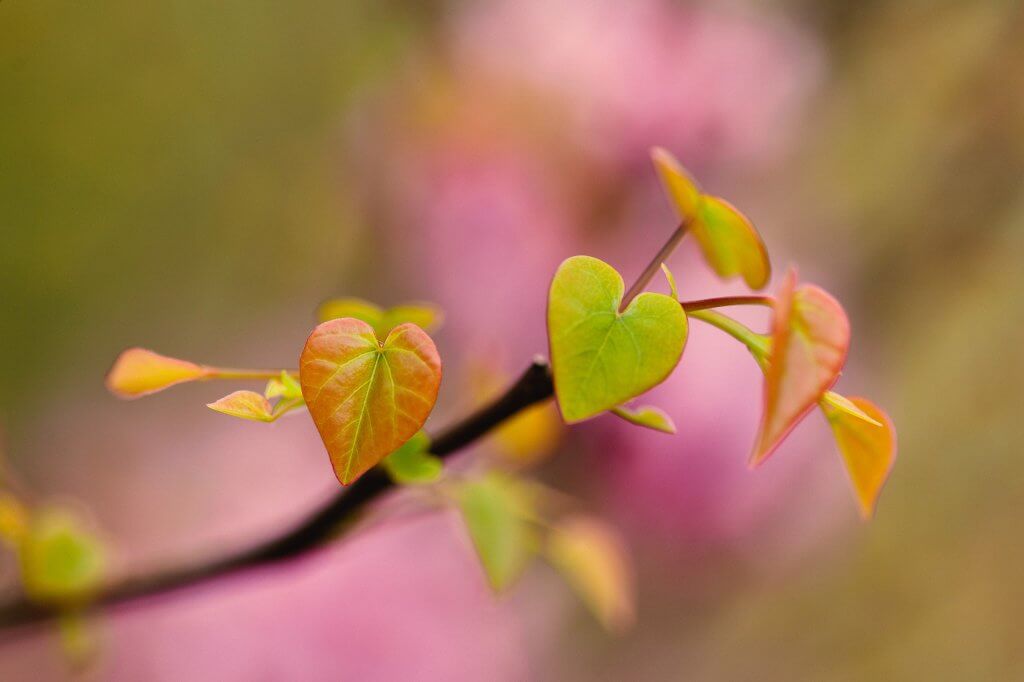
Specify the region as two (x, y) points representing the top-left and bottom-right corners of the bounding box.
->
(0, 359), (555, 636)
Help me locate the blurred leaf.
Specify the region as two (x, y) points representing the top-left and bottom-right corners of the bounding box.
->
(207, 390), (276, 422)
(57, 611), (100, 671)
(300, 318), (442, 485)
(382, 432), (442, 484)
(318, 297), (443, 338)
(660, 262), (679, 300)
(458, 473), (537, 592)
(0, 493), (29, 547)
(610, 405), (676, 434)
(548, 256), (687, 423)
(820, 390), (882, 427)
(822, 397), (897, 520)
(20, 509), (105, 605)
(547, 515), (636, 633)
(752, 270), (850, 466)
(652, 147), (770, 289)
(265, 371), (303, 400)
(105, 348), (212, 399)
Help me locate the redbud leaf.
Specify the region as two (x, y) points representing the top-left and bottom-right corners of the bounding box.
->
(820, 390), (882, 427)
(548, 256), (688, 423)
(318, 297), (443, 338)
(652, 147), (770, 290)
(458, 473), (537, 592)
(20, 509), (106, 605)
(299, 318), (442, 486)
(752, 270), (850, 466)
(206, 390), (276, 422)
(822, 397), (897, 519)
(105, 348), (212, 399)
(610, 405), (676, 434)
(470, 364), (563, 467)
(547, 515), (636, 633)
(0, 493), (28, 546)
(265, 371), (302, 400)
(382, 432), (442, 485)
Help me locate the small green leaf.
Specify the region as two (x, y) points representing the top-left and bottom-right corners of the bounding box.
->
(265, 371), (302, 400)
(382, 432), (442, 484)
(458, 473), (536, 592)
(820, 391), (882, 427)
(821, 397), (897, 519)
(752, 270), (850, 466)
(610, 405), (676, 434)
(300, 318), (442, 486)
(318, 298), (443, 338)
(207, 390), (277, 422)
(652, 147), (770, 290)
(105, 348), (212, 399)
(547, 515), (635, 633)
(660, 263), (679, 300)
(548, 256), (688, 423)
(20, 509), (106, 605)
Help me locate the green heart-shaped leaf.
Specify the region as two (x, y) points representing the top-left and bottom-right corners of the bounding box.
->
(821, 396), (896, 519)
(458, 473), (537, 592)
(652, 147), (770, 290)
(548, 256), (687, 423)
(299, 318), (442, 485)
(382, 432), (442, 485)
(751, 270), (850, 465)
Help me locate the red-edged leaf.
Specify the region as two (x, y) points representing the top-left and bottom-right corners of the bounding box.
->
(751, 270), (850, 465)
(106, 348), (212, 399)
(299, 318), (442, 486)
(822, 397), (897, 519)
(207, 390), (275, 422)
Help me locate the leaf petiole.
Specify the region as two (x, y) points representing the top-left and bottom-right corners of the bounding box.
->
(207, 368), (300, 381)
(680, 295), (774, 313)
(687, 309), (770, 366)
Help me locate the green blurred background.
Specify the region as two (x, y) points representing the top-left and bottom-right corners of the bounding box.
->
(2, 0), (1023, 679)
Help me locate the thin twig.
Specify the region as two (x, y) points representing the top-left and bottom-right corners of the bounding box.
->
(680, 295), (774, 313)
(619, 220), (688, 311)
(0, 360), (555, 635)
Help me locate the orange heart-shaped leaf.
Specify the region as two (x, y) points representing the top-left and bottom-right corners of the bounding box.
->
(751, 270), (850, 465)
(821, 396), (897, 519)
(299, 318), (442, 485)
(106, 348), (213, 399)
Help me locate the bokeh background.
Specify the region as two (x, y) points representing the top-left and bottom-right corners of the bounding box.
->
(2, 0), (1023, 679)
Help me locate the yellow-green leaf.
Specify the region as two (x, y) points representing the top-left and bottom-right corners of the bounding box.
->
(610, 405), (676, 434)
(265, 371), (303, 400)
(318, 297), (443, 338)
(548, 256), (688, 423)
(105, 348), (212, 399)
(20, 509), (106, 605)
(207, 390), (276, 422)
(299, 318), (442, 486)
(660, 262), (679, 300)
(382, 432), (442, 484)
(752, 270), (850, 466)
(820, 390), (882, 427)
(822, 397), (897, 519)
(652, 147), (770, 290)
(547, 515), (635, 633)
(458, 473), (536, 592)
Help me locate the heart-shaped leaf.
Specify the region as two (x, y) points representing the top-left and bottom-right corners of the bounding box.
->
(458, 473), (537, 592)
(652, 147), (770, 290)
(20, 508), (106, 605)
(318, 297), (443, 338)
(106, 348), (213, 399)
(546, 515), (635, 633)
(610, 405), (676, 434)
(822, 396), (897, 519)
(548, 256), (687, 424)
(300, 318), (442, 485)
(751, 270), (850, 466)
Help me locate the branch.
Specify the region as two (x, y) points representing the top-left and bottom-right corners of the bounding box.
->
(0, 359), (555, 635)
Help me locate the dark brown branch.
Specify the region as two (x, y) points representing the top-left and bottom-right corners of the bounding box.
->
(0, 359), (555, 636)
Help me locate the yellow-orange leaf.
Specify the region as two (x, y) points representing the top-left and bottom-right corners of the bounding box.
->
(822, 397), (897, 519)
(207, 390), (276, 422)
(299, 318), (442, 486)
(752, 270), (850, 466)
(547, 515), (636, 633)
(652, 147), (770, 290)
(106, 348), (212, 399)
